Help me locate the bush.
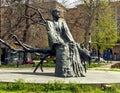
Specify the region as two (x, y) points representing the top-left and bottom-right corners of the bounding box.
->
(111, 63), (120, 69)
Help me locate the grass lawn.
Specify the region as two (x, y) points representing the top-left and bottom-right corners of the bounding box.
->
(0, 61), (120, 72)
(0, 60), (107, 68)
(0, 80), (120, 93)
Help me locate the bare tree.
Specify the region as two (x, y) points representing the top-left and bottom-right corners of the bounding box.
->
(1, 0), (48, 48)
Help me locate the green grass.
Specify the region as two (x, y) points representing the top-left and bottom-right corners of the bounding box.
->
(0, 80), (120, 93)
(0, 63), (35, 68)
(87, 62), (108, 68)
(0, 60), (107, 69)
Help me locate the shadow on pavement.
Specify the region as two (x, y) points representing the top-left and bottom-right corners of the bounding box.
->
(10, 72), (55, 77)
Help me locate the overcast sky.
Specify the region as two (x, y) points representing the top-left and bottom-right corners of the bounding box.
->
(57, 0), (82, 8)
(57, 0), (120, 8)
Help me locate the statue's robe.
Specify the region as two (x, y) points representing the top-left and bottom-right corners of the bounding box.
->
(46, 18), (88, 77)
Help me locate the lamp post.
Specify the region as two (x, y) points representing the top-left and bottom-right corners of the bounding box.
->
(88, 31), (91, 52)
(88, 32), (92, 65)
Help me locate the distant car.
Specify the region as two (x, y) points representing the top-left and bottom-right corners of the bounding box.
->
(13, 57), (18, 62)
(91, 56), (105, 62)
(5, 56), (18, 64)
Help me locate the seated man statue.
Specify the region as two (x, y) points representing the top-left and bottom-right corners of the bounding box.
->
(46, 8), (90, 77)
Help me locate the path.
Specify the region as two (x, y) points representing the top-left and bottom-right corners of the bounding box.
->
(0, 67), (120, 84)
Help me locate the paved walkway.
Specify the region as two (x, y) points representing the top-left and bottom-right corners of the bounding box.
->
(0, 67), (120, 84)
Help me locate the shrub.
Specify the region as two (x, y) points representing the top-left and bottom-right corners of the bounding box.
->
(111, 63), (120, 69)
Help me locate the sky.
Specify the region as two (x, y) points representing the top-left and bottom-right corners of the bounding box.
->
(57, 0), (82, 8)
(57, 0), (120, 8)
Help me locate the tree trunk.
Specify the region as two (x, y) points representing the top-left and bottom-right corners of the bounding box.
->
(22, 0), (30, 43)
(97, 46), (101, 63)
(84, 27), (91, 50)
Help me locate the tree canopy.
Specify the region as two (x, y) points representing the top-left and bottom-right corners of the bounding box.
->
(91, 1), (118, 51)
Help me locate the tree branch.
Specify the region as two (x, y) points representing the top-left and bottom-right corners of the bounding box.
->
(0, 38), (24, 53)
(11, 34), (54, 54)
(25, 4), (46, 25)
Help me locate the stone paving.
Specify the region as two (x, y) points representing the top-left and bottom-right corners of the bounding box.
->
(0, 67), (120, 84)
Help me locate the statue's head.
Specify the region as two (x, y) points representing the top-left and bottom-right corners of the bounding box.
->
(51, 8), (61, 19)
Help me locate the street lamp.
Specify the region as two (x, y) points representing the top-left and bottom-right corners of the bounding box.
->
(88, 32), (91, 51)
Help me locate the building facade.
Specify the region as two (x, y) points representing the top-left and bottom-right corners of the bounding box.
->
(1, 0), (120, 63)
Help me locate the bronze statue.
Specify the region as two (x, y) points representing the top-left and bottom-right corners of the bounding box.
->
(46, 9), (90, 77)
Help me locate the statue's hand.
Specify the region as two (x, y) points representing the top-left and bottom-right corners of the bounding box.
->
(53, 40), (65, 47)
(56, 42), (65, 46)
(69, 41), (75, 47)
